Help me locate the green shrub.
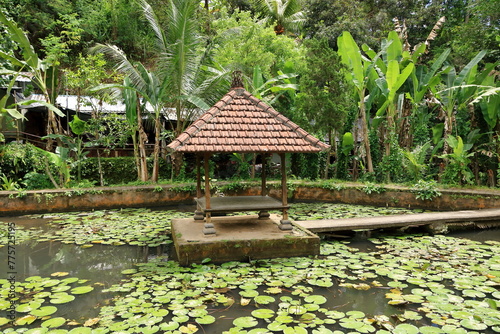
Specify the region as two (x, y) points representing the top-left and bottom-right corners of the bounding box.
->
(291, 152), (323, 180)
(362, 182), (386, 194)
(411, 179), (442, 201)
(79, 157), (171, 185)
(0, 142), (57, 181)
(22, 172), (54, 190)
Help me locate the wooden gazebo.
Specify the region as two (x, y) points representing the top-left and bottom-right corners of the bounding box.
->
(167, 73), (330, 235)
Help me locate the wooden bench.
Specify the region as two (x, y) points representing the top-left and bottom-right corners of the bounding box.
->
(195, 195), (289, 214)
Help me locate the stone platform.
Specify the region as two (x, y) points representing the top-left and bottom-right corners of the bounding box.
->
(172, 214), (319, 265)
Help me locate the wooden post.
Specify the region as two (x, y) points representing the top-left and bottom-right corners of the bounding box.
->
(259, 153), (270, 219)
(261, 153), (267, 196)
(279, 153), (292, 230)
(194, 154), (204, 220)
(203, 153), (216, 235)
(196, 154), (201, 198)
(204, 153), (211, 212)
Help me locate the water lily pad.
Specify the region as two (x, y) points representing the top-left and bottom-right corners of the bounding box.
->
(31, 305), (58, 317)
(24, 329), (49, 334)
(68, 327), (92, 334)
(240, 289), (259, 298)
(50, 293), (76, 304)
(460, 318), (488, 330)
(41, 317), (66, 328)
(179, 323), (198, 333)
(233, 316), (259, 328)
(196, 315), (216, 325)
(252, 308), (275, 319)
(121, 269), (138, 275)
(419, 326), (444, 333)
(71, 286), (94, 294)
(393, 323), (419, 334)
(304, 295), (327, 305)
(16, 302), (41, 313)
(15, 314), (37, 325)
(462, 289), (486, 298)
(159, 321), (180, 331)
(283, 326), (308, 334)
(254, 295), (275, 305)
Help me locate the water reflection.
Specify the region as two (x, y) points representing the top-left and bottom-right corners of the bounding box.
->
(0, 240), (155, 319)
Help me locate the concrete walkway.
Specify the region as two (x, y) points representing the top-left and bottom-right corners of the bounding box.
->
(295, 208), (500, 233)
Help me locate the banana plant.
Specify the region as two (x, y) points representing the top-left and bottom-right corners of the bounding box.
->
(251, 65), (298, 104)
(432, 50), (487, 154)
(406, 48), (451, 107)
(0, 11), (65, 150)
(439, 135), (475, 185)
(337, 31), (377, 173)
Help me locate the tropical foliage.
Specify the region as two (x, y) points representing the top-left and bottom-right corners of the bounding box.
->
(0, 0), (498, 188)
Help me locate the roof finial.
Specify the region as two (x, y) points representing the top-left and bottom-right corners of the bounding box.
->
(231, 71), (244, 89)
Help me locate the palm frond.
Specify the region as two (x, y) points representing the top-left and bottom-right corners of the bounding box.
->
(140, 0), (168, 54)
(90, 43), (148, 96)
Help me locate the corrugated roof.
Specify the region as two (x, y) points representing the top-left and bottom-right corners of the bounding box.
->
(167, 87), (330, 153)
(18, 94), (189, 120)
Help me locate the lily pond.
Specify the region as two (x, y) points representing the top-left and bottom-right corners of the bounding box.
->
(1, 202), (500, 334)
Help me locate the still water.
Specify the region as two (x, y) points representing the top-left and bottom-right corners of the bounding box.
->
(1, 205), (500, 333)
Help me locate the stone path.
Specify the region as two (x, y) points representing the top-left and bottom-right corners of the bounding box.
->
(295, 208), (500, 233)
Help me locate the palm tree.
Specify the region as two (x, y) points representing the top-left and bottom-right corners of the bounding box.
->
(93, 0), (227, 181)
(255, 0), (305, 35)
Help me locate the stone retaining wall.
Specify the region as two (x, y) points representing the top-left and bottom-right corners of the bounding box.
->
(1, 183), (500, 216)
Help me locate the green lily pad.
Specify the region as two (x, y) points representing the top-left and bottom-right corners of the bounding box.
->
(460, 318), (488, 330)
(393, 323), (419, 334)
(304, 295), (327, 305)
(254, 295), (275, 305)
(252, 308), (275, 319)
(16, 302), (41, 313)
(240, 289), (259, 298)
(283, 326), (308, 334)
(159, 321), (180, 331)
(196, 315), (216, 325)
(419, 326), (444, 333)
(31, 305), (58, 317)
(24, 329), (49, 334)
(41, 317), (66, 328)
(70, 286), (94, 294)
(50, 293), (76, 304)
(233, 316), (259, 328)
(68, 327), (92, 334)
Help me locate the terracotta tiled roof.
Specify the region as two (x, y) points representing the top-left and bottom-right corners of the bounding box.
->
(168, 87), (330, 153)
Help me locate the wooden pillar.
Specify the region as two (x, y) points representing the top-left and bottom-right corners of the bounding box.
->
(259, 153), (270, 219)
(196, 154), (202, 198)
(194, 154), (204, 220)
(203, 153), (216, 235)
(279, 153), (292, 230)
(261, 153), (267, 196)
(204, 153), (211, 211)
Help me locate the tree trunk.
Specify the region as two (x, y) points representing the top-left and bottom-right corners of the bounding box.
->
(97, 149), (104, 186)
(324, 129), (333, 179)
(359, 90), (374, 173)
(398, 97), (413, 149)
(151, 115), (161, 182)
(132, 130), (141, 180)
(137, 101), (149, 182)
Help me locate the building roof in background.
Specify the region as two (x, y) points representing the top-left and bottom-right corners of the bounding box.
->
(16, 94), (195, 121)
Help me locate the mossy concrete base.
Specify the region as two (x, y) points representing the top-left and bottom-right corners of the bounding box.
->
(172, 214), (319, 265)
